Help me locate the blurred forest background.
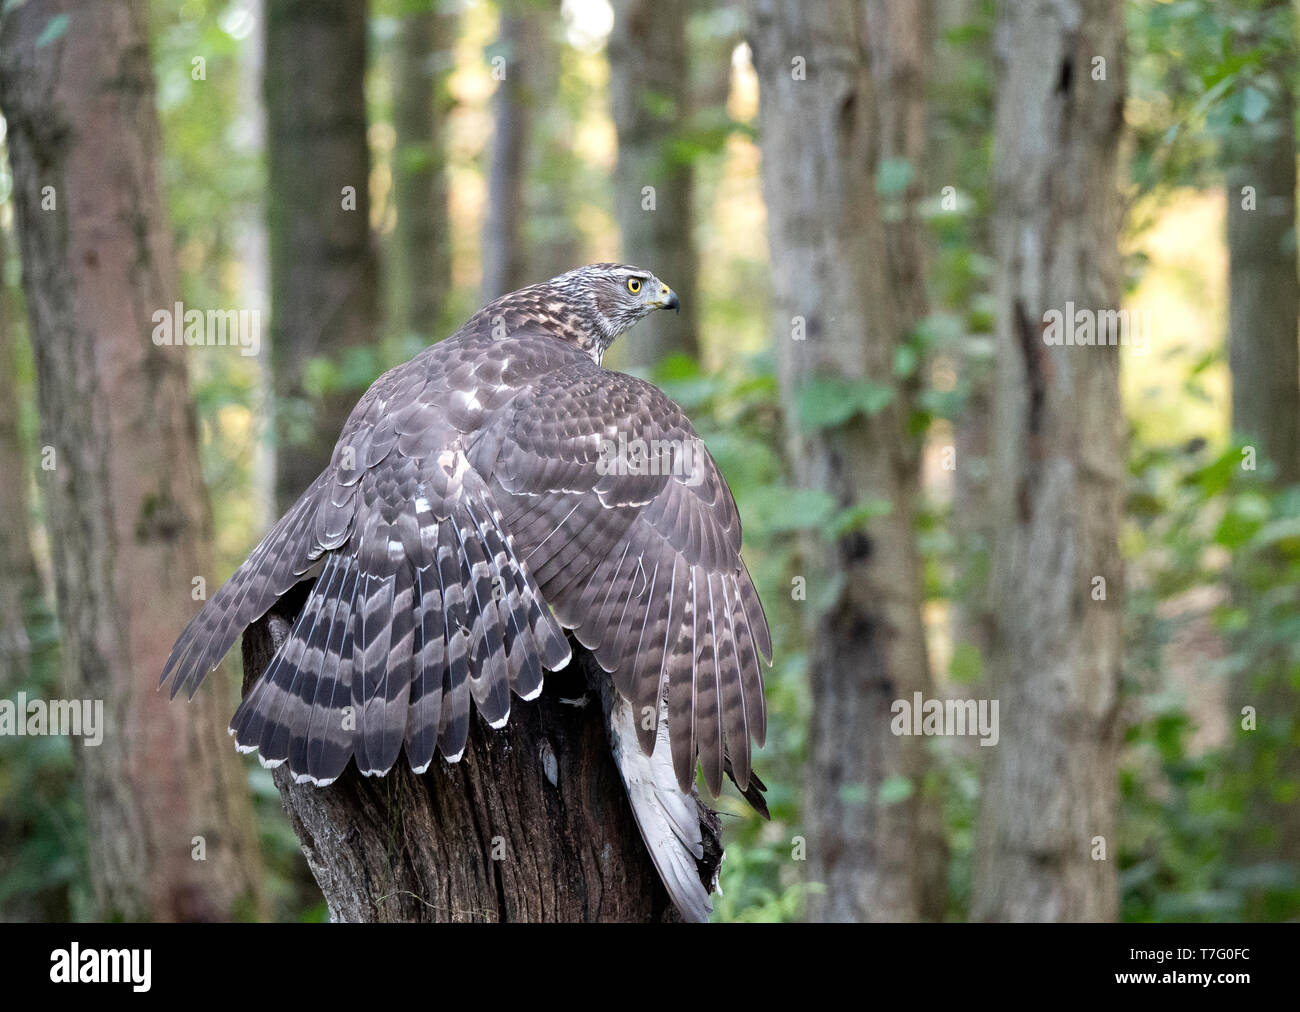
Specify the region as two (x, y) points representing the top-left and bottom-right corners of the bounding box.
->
(0, 0), (1298, 922)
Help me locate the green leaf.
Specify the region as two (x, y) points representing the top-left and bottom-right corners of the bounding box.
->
(878, 775), (914, 806)
(807, 569), (847, 614)
(826, 499), (892, 538)
(838, 783), (869, 806)
(35, 11), (67, 48)
(855, 381), (895, 416)
(748, 485), (838, 535)
(1241, 85), (1270, 123)
(796, 377), (859, 429)
(949, 642), (984, 684)
(302, 356), (341, 398)
(912, 311), (965, 348)
(876, 157), (912, 197)
(795, 376), (895, 431)
(1249, 515), (1300, 552)
(893, 344), (918, 379)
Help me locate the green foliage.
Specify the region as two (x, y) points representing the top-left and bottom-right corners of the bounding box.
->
(34, 12), (67, 48)
(875, 157), (913, 198)
(0, 595), (91, 920)
(795, 375), (894, 431)
(653, 352), (808, 921)
(1121, 439), (1300, 921)
(1128, 0), (1297, 204)
(7, 0), (1288, 926)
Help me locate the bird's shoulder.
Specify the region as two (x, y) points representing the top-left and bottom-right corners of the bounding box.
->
(325, 317), (593, 460)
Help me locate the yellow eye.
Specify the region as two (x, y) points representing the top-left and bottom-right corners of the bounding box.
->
(627, 278), (641, 294)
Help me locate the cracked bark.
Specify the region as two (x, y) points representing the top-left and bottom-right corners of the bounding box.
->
(1223, 0), (1300, 915)
(971, 0), (1126, 922)
(749, 0), (946, 922)
(0, 0), (264, 921)
(242, 588), (721, 922)
(389, 0), (455, 340)
(266, 0), (378, 513)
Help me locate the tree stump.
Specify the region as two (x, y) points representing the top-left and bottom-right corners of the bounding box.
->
(241, 587), (721, 922)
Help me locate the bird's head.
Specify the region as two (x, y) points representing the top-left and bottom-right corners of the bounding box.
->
(551, 262), (679, 356)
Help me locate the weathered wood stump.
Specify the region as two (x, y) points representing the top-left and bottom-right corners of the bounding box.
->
(242, 587), (721, 922)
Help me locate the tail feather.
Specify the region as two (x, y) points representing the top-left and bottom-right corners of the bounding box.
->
(602, 686), (713, 923)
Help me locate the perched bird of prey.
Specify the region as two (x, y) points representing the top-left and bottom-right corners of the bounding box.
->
(162, 264), (771, 922)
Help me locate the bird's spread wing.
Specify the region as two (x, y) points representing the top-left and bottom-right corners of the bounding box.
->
(478, 362), (771, 796)
(161, 324), (769, 798)
(161, 329), (576, 784)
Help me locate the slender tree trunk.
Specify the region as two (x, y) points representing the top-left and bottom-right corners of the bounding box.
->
(236, 0), (275, 532)
(865, 0), (930, 331)
(481, 1), (546, 300)
(520, 3), (582, 284)
(0, 0), (264, 921)
(0, 215), (57, 924)
(971, 0), (1126, 922)
(1226, 0), (1300, 484)
(1224, 0), (1300, 917)
(693, 0), (743, 115)
(242, 592), (720, 921)
(865, 0), (948, 917)
(608, 0), (700, 366)
(749, 0), (946, 922)
(266, 0), (378, 513)
(391, 0), (454, 340)
(0, 223), (37, 684)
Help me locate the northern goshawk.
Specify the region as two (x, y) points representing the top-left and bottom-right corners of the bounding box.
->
(162, 264), (771, 921)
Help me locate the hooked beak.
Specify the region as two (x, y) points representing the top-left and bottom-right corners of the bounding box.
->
(655, 283), (680, 314)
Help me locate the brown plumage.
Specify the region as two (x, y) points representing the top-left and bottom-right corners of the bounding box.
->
(161, 264), (771, 920)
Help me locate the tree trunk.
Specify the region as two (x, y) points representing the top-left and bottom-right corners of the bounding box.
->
(242, 588), (719, 921)
(390, 0), (454, 341)
(608, 0), (700, 367)
(865, 0), (930, 331)
(481, 1), (546, 300)
(1226, 0), (1300, 485)
(971, 0), (1126, 922)
(1224, 0), (1300, 917)
(0, 214), (60, 924)
(266, 0), (378, 513)
(749, 0), (946, 922)
(0, 0), (264, 921)
(520, 5), (582, 284)
(0, 223), (37, 684)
